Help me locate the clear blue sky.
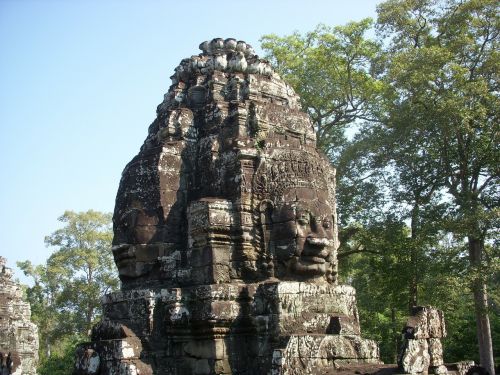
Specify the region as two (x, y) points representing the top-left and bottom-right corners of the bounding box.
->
(0, 0), (381, 284)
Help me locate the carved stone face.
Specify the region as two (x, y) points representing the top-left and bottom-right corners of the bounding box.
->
(112, 208), (160, 279)
(270, 188), (335, 280)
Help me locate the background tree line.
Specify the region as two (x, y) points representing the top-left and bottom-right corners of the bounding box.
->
(18, 210), (118, 375)
(18, 0), (498, 373)
(261, 0), (498, 371)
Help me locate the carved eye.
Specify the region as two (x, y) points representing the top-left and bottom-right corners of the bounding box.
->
(297, 213), (310, 225)
(323, 220), (332, 229)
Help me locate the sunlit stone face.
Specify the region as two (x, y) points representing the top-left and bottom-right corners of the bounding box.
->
(270, 188), (335, 280)
(112, 208), (160, 279)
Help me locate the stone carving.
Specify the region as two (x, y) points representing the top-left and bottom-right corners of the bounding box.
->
(255, 149), (338, 283)
(77, 38), (378, 374)
(110, 38), (326, 292)
(0, 257), (39, 375)
(399, 306), (447, 375)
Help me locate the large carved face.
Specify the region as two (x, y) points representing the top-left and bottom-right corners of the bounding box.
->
(268, 188), (336, 281)
(112, 207), (161, 279)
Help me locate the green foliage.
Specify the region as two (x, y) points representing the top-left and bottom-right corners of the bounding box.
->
(339, 218), (411, 362)
(375, 0), (499, 369)
(38, 335), (85, 375)
(261, 20), (384, 162)
(261, 0), (499, 366)
(18, 210), (119, 369)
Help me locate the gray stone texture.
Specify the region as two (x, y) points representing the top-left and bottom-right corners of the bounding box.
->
(399, 306), (448, 374)
(76, 37), (378, 374)
(0, 257), (39, 375)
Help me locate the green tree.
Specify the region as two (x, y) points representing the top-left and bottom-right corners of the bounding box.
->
(261, 19), (383, 162)
(375, 0), (499, 372)
(18, 210), (119, 367)
(260, 19), (392, 288)
(37, 335), (83, 375)
(260, 0), (499, 368)
(337, 121), (447, 314)
(339, 218), (412, 362)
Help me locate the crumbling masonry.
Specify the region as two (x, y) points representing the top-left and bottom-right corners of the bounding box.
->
(0, 257), (39, 375)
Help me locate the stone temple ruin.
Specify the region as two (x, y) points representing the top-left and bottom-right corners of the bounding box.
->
(75, 38), (475, 375)
(0, 257), (39, 375)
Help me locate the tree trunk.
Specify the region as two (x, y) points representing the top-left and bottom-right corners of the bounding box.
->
(86, 306), (93, 336)
(409, 246), (418, 314)
(391, 307), (399, 363)
(409, 204), (419, 314)
(45, 337), (51, 358)
(469, 235), (495, 375)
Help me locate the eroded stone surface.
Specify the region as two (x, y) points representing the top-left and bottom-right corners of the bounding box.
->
(271, 334), (380, 374)
(403, 306), (446, 340)
(76, 38), (375, 375)
(399, 307), (448, 375)
(110, 37), (336, 290)
(0, 257), (39, 375)
(446, 361), (475, 375)
(399, 339), (430, 374)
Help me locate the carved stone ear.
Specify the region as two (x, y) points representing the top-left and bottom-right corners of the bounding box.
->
(259, 200), (275, 277)
(259, 200), (274, 255)
(259, 200), (274, 227)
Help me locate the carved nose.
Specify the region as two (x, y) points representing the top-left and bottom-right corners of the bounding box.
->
(304, 237), (332, 258)
(311, 219), (328, 238)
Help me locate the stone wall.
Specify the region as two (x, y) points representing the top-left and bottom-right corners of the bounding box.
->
(74, 37), (375, 375)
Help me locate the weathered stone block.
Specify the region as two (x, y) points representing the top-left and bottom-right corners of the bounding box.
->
(272, 335), (380, 375)
(214, 358), (231, 374)
(399, 338), (430, 374)
(74, 345), (100, 375)
(183, 338), (225, 360)
(446, 361), (475, 375)
(193, 358), (211, 375)
(428, 338), (444, 366)
(326, 315), (361, 336)
(405, 306), (446, 339)
(430, 365), (448, 375)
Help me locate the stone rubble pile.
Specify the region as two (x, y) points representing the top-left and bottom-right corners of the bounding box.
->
(0, 257), (38, 375)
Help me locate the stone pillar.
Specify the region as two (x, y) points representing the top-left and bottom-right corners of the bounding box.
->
(0, 257), (39, 375)
(399, 306), (447, 374)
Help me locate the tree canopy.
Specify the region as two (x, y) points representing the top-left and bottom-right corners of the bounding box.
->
(18, 210), (119, 374)
(261, 0), (499, 369)
(261, 20), (383, 161)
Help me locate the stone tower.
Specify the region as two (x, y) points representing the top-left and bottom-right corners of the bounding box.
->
(77, 38), (380, 375)
(0, 257), (39, 375)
